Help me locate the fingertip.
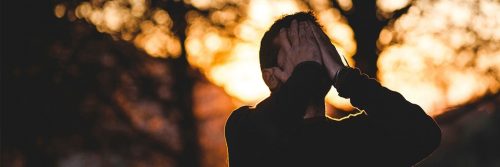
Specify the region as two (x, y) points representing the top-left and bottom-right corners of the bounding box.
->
(310, 22), (318, 32)
(291, 20), (298, 32)
(273, 68), (288, 83)
(276, 49), (286, 66)
(279, 28), (287, 37)
(289, 20), (299, 45)
(299, 20), (305, 25)
(303, 21), (309, 28)
(278, 29), (292, 49)
(299, 21), (307, 32)
(304, 22), (315, 39)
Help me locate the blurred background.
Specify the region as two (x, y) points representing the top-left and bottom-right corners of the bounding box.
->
(1, 0), (499, 166)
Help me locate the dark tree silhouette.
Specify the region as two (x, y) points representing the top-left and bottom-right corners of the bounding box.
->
(327, 0), (411, 77)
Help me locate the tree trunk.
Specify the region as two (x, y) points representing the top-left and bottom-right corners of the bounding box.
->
(163, 1), (201, 166)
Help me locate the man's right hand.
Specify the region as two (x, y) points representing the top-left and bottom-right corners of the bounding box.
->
(309, 23), (345, 82)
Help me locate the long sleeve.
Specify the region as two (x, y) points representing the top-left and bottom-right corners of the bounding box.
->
(334, 67), (442, 165)
(225, 61), (330, 166)
(227, 61), (330, 138)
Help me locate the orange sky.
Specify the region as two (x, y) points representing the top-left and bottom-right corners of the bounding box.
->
(58, 0), (500, 116)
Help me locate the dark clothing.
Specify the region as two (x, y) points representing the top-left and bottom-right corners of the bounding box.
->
(225, 62), (441, 166)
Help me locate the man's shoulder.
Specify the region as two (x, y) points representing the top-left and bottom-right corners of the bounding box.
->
(226, 106), (252, 127)
(225, 106), (254, 140)
(228, 105), (252, 117)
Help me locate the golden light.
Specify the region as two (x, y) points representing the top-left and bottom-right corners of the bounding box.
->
(54, 4), (66, 18)
(185, 0), (216, 10)
(72, 0), (180, 58)
(65, 0), (358, 113)
(377, 0), (411, 15)
(336, 0), (353, 11)
(134, 20), (181, 58)
(51, 1), (500, 166)
(103, 1), (127, 31)
(153, 9), (172, 26)
(184, 0), (358, 112)
(378, 28), (393, 46)
(62, 0), (499, 117)
(377, 0), (500, 116)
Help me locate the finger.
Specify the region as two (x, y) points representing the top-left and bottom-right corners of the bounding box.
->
(289, 20), (299, 46)
(309, 23), (329, 64)
(309, 23), (323, 45)
(303, 22), (321, 59)
(272, 67), (289, 83)
(278, 28), (291, 51)
(310, 23), (327, 42)
(309, 24), (345, 73)
(304, 22), (316, 41)
(310, 24), (336, 55)
(277, 49), (293, 74)
(315, 28), (341, 58)
(262, 68), (280, 89)
(309, 23), (323, 40)
(302, 22), (322, 64)
(298, 21), (307, 44)
(277, 45), (286, 68)
(277, 29), (291, 71)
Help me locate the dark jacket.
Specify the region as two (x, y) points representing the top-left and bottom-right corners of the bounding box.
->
(225, 61), (441, 167)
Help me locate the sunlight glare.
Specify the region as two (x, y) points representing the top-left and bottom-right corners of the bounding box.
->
(185, 0), (358, 111)
(378, 0), (500, 115)
(54, 4), (66, 18)
(377, 0), (411, 14)
(69, 0), (359, 112)
(72, 0), (180, 58)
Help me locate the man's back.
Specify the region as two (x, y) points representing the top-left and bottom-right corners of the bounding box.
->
(226, 108), (367, 166)
(225, 62), (441, 166)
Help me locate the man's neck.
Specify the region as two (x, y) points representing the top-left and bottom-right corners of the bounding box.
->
(303, 100), (325, 119)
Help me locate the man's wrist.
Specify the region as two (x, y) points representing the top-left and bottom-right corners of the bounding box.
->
(332, 66), (346, 87)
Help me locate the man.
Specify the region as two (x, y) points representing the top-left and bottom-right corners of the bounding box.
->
(225, 12), (441, 167)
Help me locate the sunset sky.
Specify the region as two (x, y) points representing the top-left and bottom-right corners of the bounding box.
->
(57, 0), (499, 116)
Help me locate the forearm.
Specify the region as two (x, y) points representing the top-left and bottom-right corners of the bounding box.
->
(334, 67), (441, 163)
(333, 67), (440, 139)
(334, 67), (429, 119)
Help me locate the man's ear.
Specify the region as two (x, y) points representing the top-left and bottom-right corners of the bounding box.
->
(262, 68), (281, 91)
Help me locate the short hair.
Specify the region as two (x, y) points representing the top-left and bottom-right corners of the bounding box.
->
(259, 12), (322, 70)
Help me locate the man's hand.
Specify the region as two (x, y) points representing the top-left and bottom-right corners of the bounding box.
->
(272, 20), (322, 83)
(309, 23), (345, 82)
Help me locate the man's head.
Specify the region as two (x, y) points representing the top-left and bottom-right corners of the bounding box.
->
(259, 12), (325, 91)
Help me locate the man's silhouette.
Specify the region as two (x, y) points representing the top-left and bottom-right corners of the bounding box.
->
(225, 12), (441, 167)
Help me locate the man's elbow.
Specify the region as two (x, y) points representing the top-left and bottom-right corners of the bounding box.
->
(425, 119), (442, 152)
(417, 117), (442, 158)
(414, 105), (442, 153)
(403, 120), (441, 165)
